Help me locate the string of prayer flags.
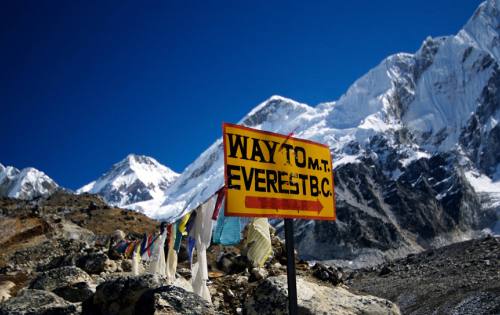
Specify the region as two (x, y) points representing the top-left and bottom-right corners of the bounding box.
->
(213, 203), (241, 245)
(124, 241), (136, 258)
(147, 234), (154, 257)
(132, 244), (141, 276)
(114, 240), (129, 253)
(178, 212), (191, 235)
(166, 224), (173, 250)
(174, 228), (183, 252)
(185, 210), (198, 234)
(141, 234), (159, 261)
(245, 218), (272, 267)
(166, 222), (177, 283)
(191, 195), (216, 303)
(187, 236), (196, 265)
(147, 229), (167, 276)
(140, 233), (147, 254)
(212, 186), (226, 220)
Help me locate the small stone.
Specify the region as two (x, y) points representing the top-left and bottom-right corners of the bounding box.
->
(209, 286), (218, 296)
(105, 259), (117, 273)
(77, 253), (109, 274)
(236, 307), (243, 314)
(379, 265), (392, 276)
(0, 281), (16, 302)
(250, 267), (269, 282)
(235, 276), (249, 287)
(121, 259), (133, 272)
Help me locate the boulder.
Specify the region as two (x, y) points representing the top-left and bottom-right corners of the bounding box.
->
(41, 253), (82, 271)
(312, 263), (343, 285)
(29, 266), (93, 292)
(82, 273), (167, 315)
(245, 275), (401, 315)
(0, 289), (78, 315)
(217, 252), (248, 274)
(77, 253), (111, 274)
(135, 285), (215, 315)
(53, 281), (96, 303)
(60, 221), (95, 243)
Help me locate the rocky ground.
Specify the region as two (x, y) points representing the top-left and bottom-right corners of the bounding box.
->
(348, 235), (500, 315)
(0, 192), (497, 314)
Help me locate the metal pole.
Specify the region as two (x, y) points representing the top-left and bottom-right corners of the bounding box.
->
(284, 218), (298, 315)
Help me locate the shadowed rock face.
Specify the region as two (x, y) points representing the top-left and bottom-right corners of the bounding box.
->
(136, 285), (215, 315)
(460, 66), (500, 178)
(83, 274), (168, 315)
(292, 151), (496, 266)
(82, 274), (215, 315)
(29, 266), (93, 293)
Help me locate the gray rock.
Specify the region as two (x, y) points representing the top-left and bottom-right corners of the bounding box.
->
(249, 267), (269, 282)
(82, 273), (167, 315)
(41, 253), (82, 271)
(135, 285), (215, 314)
(29, 266), (93, 292)
(245, 275), (401, 315)
(77, 253), (109, 274)
(0, 281), (15, 302)
(121, 259), (133, 272)
(0, 289), (78, 315)
(312, 263), (343, 285)
(103, 259), (118, 273)
(60, 221), (95, 243)
(216, 253), (248, 274)
(52, 281), (95, 303)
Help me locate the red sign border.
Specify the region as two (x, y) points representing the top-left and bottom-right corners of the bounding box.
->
(222, 122), (336, 221)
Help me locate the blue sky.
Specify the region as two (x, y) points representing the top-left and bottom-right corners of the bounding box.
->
(1, 0), (482, 190)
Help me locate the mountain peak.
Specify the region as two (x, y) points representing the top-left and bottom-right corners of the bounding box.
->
(239, 95), (314, 132)
(77, 154), (179, 211)
(460, 0), (500, 60)
(125, 153), (151, 163)
(0, 163), (59, 200)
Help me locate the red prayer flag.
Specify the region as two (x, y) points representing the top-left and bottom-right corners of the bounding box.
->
(212, 186), (226, 220)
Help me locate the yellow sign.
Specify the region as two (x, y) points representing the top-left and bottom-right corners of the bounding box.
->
(223, 123), (335, 220)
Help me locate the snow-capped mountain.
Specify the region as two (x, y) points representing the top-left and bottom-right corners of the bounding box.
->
(157, 0), (500, 266)
(0, 163), (59, 199)
(77, 154), (179, 213)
